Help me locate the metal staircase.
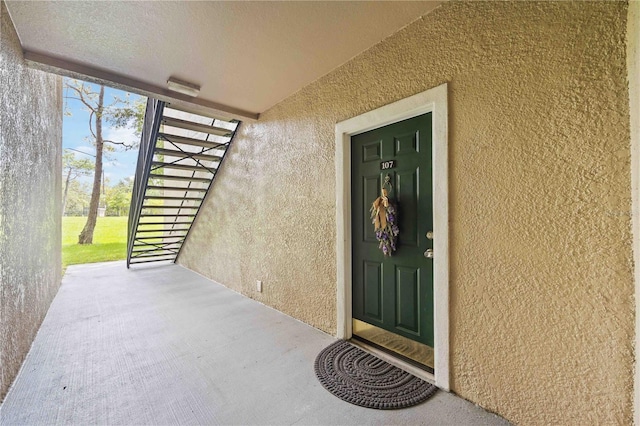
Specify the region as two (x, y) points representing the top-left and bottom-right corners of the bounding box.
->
(127, 99), (240, 267)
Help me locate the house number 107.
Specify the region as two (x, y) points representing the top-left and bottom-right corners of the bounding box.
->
(380, 160), (396, 170)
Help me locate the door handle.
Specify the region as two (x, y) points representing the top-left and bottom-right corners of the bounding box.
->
(425, 231), (434, 258)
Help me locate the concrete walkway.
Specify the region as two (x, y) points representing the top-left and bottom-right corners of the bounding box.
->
(1, 261), (509, 425)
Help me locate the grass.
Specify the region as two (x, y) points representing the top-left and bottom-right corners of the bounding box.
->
(62, 216), (128, 268)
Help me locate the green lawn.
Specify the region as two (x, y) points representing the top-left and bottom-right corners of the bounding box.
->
(62, 216), (128, 268)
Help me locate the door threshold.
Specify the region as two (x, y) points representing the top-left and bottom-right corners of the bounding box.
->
(349, 338), (436, 386)
(351, 334), (434, 374)
(352, 319), (434, 369)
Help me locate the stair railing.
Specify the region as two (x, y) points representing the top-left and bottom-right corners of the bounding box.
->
(127, 99), (165, 268)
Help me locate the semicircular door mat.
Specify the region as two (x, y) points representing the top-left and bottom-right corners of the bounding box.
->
(314, 339), (437, 409)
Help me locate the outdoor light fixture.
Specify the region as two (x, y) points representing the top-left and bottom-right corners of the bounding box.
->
(166, 77), (200, 97)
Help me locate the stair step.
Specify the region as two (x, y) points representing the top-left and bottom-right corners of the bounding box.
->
(137, 221), (193, 226)
(132, 244), (182, 251)
(134, 235), (187, 241)
(162, 116), (232, 137)
(130, 248), (178, 254)
(154, 147), (223, 162)
(146, 186), (207, 192)
(144, 195), (203, 201)
(135, 228), (190, 233)
(131, 250), (180, 256)
(164, 104), (234, 124)
(135, 235), (186, 240)
(139, 213), (196, 218)
(151, 161), (216, 173)
(129, 257), (176, 265)
(130, 256), (177, 262)
(141, 205), (199, 210)
(130, 249), (178, 257)
(148, 173), (212, 183)
(130, 255), (177, 261)
(158, 133), (229, 149)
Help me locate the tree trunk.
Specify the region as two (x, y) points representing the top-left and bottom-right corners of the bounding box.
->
(62, 169), (71, 216)
(78, 86), (105, 244)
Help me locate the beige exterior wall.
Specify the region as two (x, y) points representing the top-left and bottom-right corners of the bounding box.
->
(179, 2), (633, 423)
(631, 1), (640, 424)
(0, 1), (63, 401)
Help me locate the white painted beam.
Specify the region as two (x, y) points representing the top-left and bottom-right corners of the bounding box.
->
(24, 50), (259, 122)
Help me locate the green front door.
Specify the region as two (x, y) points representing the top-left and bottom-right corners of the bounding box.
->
(351, 113), (434, 349)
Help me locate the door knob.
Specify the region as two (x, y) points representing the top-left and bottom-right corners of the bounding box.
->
(424, 249), (434, 259)
(426, 231), (434, 240)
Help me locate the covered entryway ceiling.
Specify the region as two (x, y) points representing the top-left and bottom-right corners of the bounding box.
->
(5, 1), (442, 120)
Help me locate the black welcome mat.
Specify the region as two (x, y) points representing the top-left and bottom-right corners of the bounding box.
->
(314, 340), (437, 409)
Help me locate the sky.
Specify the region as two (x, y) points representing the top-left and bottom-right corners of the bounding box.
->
(63, 78), (145, 185)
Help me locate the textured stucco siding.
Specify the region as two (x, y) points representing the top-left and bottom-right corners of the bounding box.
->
(630, 2), (640, 423)
(0, 2), (62, 401)
(178, 2), (633, 424)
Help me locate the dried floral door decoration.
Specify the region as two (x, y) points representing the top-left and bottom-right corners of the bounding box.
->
(370, 175), (399, 256)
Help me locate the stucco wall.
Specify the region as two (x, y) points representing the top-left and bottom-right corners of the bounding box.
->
(0, 1), (62, 401)
(179, 2), (633, 423)
(630, 1), (640, 424)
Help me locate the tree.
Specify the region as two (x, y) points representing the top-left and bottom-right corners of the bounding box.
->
(105, 177), (134, 216)
(64, 180), (92, 216)
(62, 151), (93, 216)
(64, 79), (144, 244)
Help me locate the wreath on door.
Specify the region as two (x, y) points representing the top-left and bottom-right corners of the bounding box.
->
(370, 175), (399, 256)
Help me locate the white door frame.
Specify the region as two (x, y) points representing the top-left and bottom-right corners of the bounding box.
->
(334, 83), (450, 390)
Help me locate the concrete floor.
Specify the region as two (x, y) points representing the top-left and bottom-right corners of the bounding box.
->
(1, 261), (509, 425)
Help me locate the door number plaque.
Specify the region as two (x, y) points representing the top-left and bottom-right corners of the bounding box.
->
(380, 160), (396, 170)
